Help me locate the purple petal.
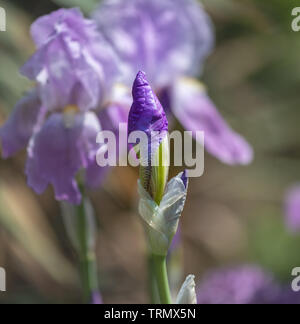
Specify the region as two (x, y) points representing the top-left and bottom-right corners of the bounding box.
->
(91, 291), (103, 305)
(172, 78), (253, 165)
(21, 8), (118, 111)
(26, 112), (101, 204)
(197, 266), (278, 304)
(180, 170), (188, 189)
(100, 103), (130, 133)
(30, 8), (90, 47)
(284, 185), (300, 232)
(0, 91), (44, 158)
(128, 71), (168, 139)
(87, 86), (131, 188)
(93, 0), (214, 87)
(168, 226), (182, 256)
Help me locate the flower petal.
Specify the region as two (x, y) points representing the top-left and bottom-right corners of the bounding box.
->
(93, 0), (214, 87)
(26, 112), (101, 204)
(21, 8), (118, 111)
(0, 91), (43, 158)
(284, 185), (300, 232)
(196, 266), (279, 304)
(171, 78), (253, 165)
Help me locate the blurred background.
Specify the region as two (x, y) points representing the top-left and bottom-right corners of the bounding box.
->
(0, 0), (300, 303)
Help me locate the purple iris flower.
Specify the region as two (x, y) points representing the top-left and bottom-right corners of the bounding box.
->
(93, 0), (253, 165)
(0, 8), (129, 205)
(196, 265), (300, 304)
(284, 185), (300, 232)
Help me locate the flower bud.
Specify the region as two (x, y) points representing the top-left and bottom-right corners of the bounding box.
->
(176, 275), (197, 304)
(128, 71), (169, 204)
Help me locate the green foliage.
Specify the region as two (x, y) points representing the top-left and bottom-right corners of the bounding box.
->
(52, 0), (99, 14)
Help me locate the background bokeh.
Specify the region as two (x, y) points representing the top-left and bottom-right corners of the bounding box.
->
(0, 0), (300, 303)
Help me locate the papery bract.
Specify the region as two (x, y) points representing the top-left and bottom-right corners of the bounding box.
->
(138, 172), (188, 256)
(176, 275), (197, 304)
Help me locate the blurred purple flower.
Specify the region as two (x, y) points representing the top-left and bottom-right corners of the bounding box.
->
(93, 0), (253, 165)
(284, 185), (300, 232)
(197, 265), (300, 304)
(93, 0), (213, 87)
(91, 291), (103, 305)
(0, 8), (129, 205)
(21, 8), (118, 111)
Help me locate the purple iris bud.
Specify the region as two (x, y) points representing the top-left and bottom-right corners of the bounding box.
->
(197, 266), (280, 304)
(284, 185), (300, 232)
(129, 71), (169, 204)
(21, 8), (118, 111)
(128, 71), (168, 140)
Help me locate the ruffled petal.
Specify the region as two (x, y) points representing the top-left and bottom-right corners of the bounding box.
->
(26, 111), (101, 204)
(21, 8), (118, 111)
(93, 0), (214, 88)
(0, 91), (43, 158)
(30, 8), (89, 47)
(171, 78), (253, 165)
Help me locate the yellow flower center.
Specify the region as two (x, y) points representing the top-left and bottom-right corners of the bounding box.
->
(63, 105), (80, 128)
(63, 105), (80, 114)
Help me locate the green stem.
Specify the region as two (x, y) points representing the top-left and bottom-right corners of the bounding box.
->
(76, 188), (99, 304)
(152, 254), (172, 304)
(148, 253), (160, 304)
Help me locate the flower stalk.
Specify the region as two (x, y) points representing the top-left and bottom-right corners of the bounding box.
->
(75, 190), (99, 304)
(62, 183), (100, 304)
(152, 255), (172, 304)
(128, 71), (190, 304)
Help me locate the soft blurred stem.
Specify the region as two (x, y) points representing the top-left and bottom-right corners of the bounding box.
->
(152, 254), (172, 304)
(148, 253), (160, 304)
(76, 185), (99, 304)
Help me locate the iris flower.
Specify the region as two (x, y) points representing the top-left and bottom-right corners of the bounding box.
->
(0, 8), (128, 204)
(93, 0), (253, 165)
